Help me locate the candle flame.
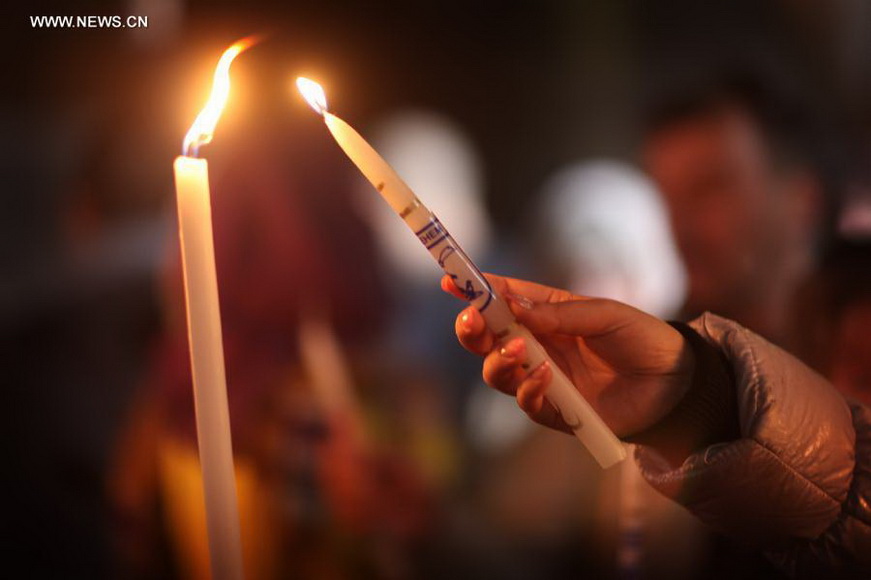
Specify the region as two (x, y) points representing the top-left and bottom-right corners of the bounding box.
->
(183, 37), (257, 156)
(296, 77), (328, 115)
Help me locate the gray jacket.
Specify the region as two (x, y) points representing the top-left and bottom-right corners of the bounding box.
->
(636, 313), (871, 578)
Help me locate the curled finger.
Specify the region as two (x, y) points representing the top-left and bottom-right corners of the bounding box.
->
(455, 306), (493, 355)
(515, 362), (573, 435)
(482, 337), (527, 395)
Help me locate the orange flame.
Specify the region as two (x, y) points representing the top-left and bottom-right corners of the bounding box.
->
(296, 77), (328, 115)
(183, 37), (257, 156)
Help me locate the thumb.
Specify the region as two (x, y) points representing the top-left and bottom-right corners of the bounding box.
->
(508, 296), (640, 339)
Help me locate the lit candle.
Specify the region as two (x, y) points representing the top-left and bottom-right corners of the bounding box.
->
(172, 39), (255, 580)
(295, 78), (626, 468)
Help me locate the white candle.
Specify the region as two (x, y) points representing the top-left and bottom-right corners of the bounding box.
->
(298, 308), (369, 447)
(172, 39), (254, 580)
(296, 78), (626, 468)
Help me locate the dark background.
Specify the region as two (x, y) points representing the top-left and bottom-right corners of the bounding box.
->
(3, 0), (870, 576)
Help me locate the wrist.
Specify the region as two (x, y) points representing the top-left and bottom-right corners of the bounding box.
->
(625, 321), (740, 467)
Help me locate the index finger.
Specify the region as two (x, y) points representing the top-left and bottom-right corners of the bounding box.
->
(483, 274), (576, 305)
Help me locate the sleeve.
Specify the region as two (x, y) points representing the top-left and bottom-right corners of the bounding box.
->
(632, 313), (869, 575)
(764, 401), (871, 578)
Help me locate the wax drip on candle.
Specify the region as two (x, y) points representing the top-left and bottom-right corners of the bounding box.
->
(183, 36), (258, 157)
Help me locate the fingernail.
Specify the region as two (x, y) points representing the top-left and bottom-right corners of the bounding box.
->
(460, 311), (473, 331)
(506, 293), (534, 310)
(531, 361), (550, 379)
(500, 337), (525, 360)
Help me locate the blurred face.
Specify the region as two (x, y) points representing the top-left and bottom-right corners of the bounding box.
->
(644, 105), (803, 318)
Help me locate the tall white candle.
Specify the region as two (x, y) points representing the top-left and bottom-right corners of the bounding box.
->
(296, 78), (626, 468)
(171, 39), (255, 580)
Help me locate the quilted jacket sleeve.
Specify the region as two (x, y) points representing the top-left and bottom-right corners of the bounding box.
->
(634, 313), (870, 576)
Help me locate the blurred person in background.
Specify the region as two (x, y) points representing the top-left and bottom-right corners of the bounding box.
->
(533, 160), (686, 319)
(643, 65), (837, 346)
(108, 106), (447, 579)
(637, 63), (843, 577)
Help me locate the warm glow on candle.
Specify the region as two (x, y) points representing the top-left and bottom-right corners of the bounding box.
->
(172, 36), (258, 580)
(296, 77), (328, 115)
(183, 37), (257, 155)
(295, 81), (627, 468)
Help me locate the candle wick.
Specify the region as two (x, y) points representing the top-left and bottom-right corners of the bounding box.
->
(183, 139), (203, 158)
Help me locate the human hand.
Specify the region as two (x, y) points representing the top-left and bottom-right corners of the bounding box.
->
(443, 274), (694, 438)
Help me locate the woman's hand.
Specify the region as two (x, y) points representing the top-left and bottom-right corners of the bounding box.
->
(443, 274), (694, 438)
